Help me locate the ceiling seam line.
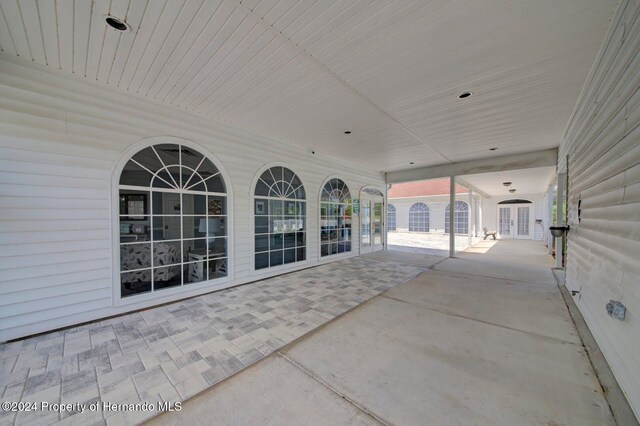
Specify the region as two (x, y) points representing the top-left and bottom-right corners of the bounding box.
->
(228, 0), (453, 164)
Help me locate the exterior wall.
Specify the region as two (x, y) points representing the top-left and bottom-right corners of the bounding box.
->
(559, 0), (640, 416)
(0, 57), (384, 341)
(388, 194), (477, 234)
(481, 194), (545, 240)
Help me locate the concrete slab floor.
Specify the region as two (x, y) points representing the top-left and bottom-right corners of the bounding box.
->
(151, 241), (615, 426)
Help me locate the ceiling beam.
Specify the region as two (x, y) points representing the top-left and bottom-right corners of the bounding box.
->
(454, 177), (490, 198)
(386, 148), (558, 184)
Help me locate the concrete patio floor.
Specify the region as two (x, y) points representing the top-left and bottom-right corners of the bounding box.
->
(151, 240), (615, 426)
(0, 258), (425, 426)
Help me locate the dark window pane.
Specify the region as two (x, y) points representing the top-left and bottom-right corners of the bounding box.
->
(184, 260), (207, 284)
(255, 180), (270, 196)
(207, 217), (226, 237)
(182, 194), (206, 215)
(120, 160), (152, 186)
(296, 247), (305, 262)
(153, 241), (181, 267)
(121, 270), (151, 297)
(270, 234), (283, 250)
(296, 232), (305, 246)
(255, 199), (268, 216)
(255, 235), (269, 252)
(154, 144), (181, 167)
(167, 166), (181, 188)
(180, 147), (204, 170)
(153, 170), (176, 189)
(321, 244), (329, 257)
(153, 192), (181, 215)
(283, 233), (296, 248)
(255, 253), (269, 270)
(208, 196), (226, 215)
(208, 237), (227, 258)
(153, 266), (182, 290)
(120, 243), (151, 271)
(182, 239), (207, 262)
(270, 216), (284, 233)
(120, 219), (151, 243)
(255, 216), (269, 234)
(183, 216), (206, 239)
(331, 244), (338, 255)
(270, 200), (283, 215)
(206, 175), (226, 193)
(283, 249), (296, 264)
(208, 258), (227, 279)
(120, 191), (149, 217)
(270, 250), (283, 267)
(152, 216), (181, 241)
(132, 147), (163, 174)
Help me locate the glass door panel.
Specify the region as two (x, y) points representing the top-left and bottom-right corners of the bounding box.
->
(499, 207), (511, 237)
(373, 202), (383, 249)
(361, 201), (371, 247)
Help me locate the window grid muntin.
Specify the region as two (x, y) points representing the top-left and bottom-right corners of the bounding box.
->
(320, 179), (352, 257)
(254, 167), (306, 270)
(408, 202), (429, 232)
(445, 200), (469, 234)
(119, 144), (228, 298)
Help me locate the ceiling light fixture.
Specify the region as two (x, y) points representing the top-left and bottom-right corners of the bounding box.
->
(344, 131), (352, 135)
(489, 147), (498, 151)
(106, 16), (129, 32)
(458, 91), (472, 99)
(509, 189), (516, 193)
(503, 182), (512, 187)
(409, 162), (415, 165)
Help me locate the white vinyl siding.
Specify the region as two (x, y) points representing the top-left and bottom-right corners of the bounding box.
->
(560, 0), (640, 416)
(0, 57), (384, 342)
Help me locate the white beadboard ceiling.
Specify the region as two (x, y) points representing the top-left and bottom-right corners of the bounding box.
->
(0, 0), (617, 172)
(460, 166), (556, 197)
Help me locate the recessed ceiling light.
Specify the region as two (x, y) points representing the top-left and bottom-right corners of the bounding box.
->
(409, 162), (414, 165)
(503, 182), (512, 187)
(458, 91), (472, 99)
(509, 189), (516, 193)
(106, 16), (129, 32)
(344, 131), (352, 135)
(489, 147), (498, 151)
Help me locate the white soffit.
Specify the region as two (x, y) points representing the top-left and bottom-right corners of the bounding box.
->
(0, 0), (616, 172)
(459, 166), (556, 197)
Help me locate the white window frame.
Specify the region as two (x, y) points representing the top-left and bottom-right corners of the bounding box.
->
(111, 137), (234, 308)
(250, 163), (308, 273)
(318, 177), (353, 260)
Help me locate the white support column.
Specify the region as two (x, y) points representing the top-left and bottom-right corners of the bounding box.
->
(555, 173), (566, 268)
(468, 190), (473, 246)
(450, 177), (455, 258)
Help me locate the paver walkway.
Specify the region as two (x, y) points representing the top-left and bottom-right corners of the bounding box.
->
(0, 257), (425, 425)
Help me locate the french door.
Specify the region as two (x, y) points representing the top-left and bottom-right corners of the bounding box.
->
(498, 204), (531, 239)
(360, 196), (384, 253)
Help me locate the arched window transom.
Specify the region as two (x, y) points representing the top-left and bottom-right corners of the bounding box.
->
(409, 202), (429, 232)
(254, 167), (306, 269)
(320, 178), (352, 257)
(118, 144), (228, 298)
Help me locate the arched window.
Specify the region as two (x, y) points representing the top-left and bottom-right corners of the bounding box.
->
(387, 204), (396, 231)
(445, 200), (469, 234)
(118, 144), (228, 298)
(409, 203), (429, 232)
(320, 178), (352, 257)
(254, 166), (306, 269)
